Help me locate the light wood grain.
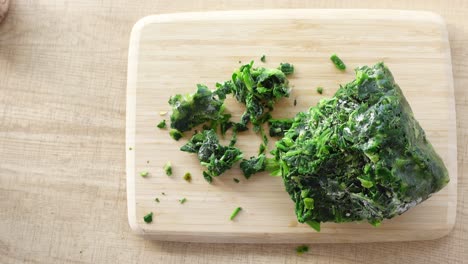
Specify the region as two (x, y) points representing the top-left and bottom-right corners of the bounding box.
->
(0, 0), (467, 263)
(126, 9), (457, 243)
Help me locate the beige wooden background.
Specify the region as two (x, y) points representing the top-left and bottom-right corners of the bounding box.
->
(0, 1), (466, 263)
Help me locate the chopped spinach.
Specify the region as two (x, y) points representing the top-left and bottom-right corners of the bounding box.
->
(167, 62), (293, 139)
(226, 61), (292, 130)
(316, 87), (323, 94)
(330, 54), (346, 70)
(268, 118), (294, 137)
(278, 62), (295, 75)
(260, 55), (266, 63)
(258, 143), (266, 155)
(183, 172), (192, 182)
(168, 84), (227, 132)
(296, 245), (309, 255)
(230, 207), (242, 220)
(240, 154), (267, 179)
(163, 161), (172, 176)
(271, 62), (449, 230)
(140, 171), (149, 177)
(233, 178), (240, 183)
(179, 198), (187, 204)
(169, 129), (183, 141)
(157, 120), (167, 128)
(306, 220), (321, 232)
(155, 198), (160, 203)
(181, 129), (243, 182)
(143, 212), (153, 223)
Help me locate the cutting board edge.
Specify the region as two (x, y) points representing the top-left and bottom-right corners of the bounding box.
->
(126, 9), (457, 243)
(127, 8), (448, 26)
(126, 15), (144, 236)
(126, 227), (454, 244)
(441, 15), (458, 234)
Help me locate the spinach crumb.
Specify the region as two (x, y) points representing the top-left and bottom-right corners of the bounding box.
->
(157, 120), (167, 128)
(260, 55), (266, 62)
(161, 192), (166, 196)
(169, 129), (183, 141)
(128, 147), (132, 150)
(296, 245), (309, 255)
(330, 54), (346, 70)
(179, 198), (187, 204)
(230, 207), (242, 220)
(155, 198), (160, 203)
(268, 118), (294, 137)
(258, 143), (266, 155)
(143, 212), (153, 223)
(294, 98), (297, 106)
(183, 172), (192, 182)
(278, 62), (294, 75)
(163, 161), (172, 176)
(233, 178), (240, 183)
(306, 221), (321, 232)
(316, 87), (323, 94)
(140, 171), (149, 177)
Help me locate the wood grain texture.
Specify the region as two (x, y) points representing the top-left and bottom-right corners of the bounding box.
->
(0, 0), (467, 263)
(126, 9), (457, 243)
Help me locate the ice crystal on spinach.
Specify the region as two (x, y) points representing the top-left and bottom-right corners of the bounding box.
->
(168, 84), (227, 133)
(181, 129), (243, 183)
(271, 62), (449, 230)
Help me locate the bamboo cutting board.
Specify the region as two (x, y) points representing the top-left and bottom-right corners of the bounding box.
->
(126, 9), (457, 243)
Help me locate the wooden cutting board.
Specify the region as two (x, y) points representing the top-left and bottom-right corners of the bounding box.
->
(126, 9), (457, 243)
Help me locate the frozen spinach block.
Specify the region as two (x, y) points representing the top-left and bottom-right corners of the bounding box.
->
(181, 129), (243, 183)
(271, 62), (449, 230)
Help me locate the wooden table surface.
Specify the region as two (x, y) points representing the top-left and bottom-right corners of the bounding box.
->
(0, 1), (466, 263)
